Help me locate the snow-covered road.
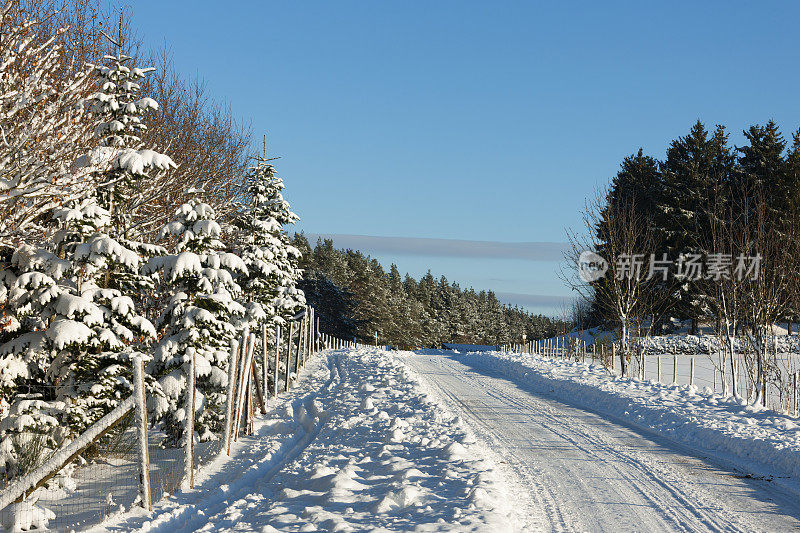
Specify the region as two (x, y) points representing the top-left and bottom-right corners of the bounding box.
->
(405, 353), (800, 532)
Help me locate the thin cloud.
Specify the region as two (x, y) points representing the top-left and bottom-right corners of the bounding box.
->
(303, 233), (570, 262)
(493, 291), (575, 310)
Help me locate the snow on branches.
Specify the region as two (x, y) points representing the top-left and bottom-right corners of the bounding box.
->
(0, 2), (96, 247)
(236, 160), (305, 324)
(147, 200), (247, 444)
(80, 37), (176, 236)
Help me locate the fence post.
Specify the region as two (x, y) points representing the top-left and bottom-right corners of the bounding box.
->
(312, 309), (317, 354)
(642, 352), (647, 380)
(274, 325), (281, 398)
(182, 349), (196, 490)
(285, 322), (295, 392)
(247, 365), (255, 435)
(690, 356), (695, 387)
(296, 318), (303, 373)
(234, 333), (256, 440)
(132, 356), (151, 511)
(657, 356), (662, 383)
(304, 307), (311, 365)
(612, 344), (616, 374)
(295, 315), (305, 379)
(251, 355), (267, 415)
(673, 353), (678, 384)
(262, 322), (268, 404)
(233, 331), (249, 441)
(223, 339), (239, 456)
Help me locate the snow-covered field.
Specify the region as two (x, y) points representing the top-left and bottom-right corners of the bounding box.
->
(96, 348), (518, 532)
(532, 331), (800, 412)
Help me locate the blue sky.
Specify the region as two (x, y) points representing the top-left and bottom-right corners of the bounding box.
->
(127, 1), (800, 316)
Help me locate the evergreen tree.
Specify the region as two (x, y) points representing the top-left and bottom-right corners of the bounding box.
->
(51, 199), (157, 430)
(738, 121), (789, 217)
(27, 30), (175, 435)
(81, 28), (175, 237)
(656, 122), (732, 331)
(0, 200), (157, 478)
(250, 166), (305, 321)
(235, 158), (290, 326)
(147, 200), (246, 444)
(593, 148), (664, 330)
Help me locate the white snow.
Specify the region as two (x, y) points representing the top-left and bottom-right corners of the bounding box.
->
(1, 500), (56, 532)
(443, 349), (800, 494)
(97, 348), (518, 532)
(404, 350), (800, 531)
(45, 319), (95, 350)
(8, 345), (800, 531)
(0, 396), (136, 513)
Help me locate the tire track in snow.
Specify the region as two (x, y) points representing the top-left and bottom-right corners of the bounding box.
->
(415, 356), (570, 531)
(484, 384), (738, 532)
(405, 353), (800, 532)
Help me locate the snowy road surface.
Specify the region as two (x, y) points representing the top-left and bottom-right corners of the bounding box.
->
(405, 353), (800, 532)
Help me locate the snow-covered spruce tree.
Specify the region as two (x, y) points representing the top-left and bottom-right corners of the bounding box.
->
(51, 198), (158, 430)
(0, 201), (155, 479)
(79, 28), (176, 239)
(0, 243), (73, 483)
(239, 161), (305, 322)
(234, 159), (285, 324)
(20, 29), (175, 436)
(77, 27), (174, 300)
(147, 200), (247, 445)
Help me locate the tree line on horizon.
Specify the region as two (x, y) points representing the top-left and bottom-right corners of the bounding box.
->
(291, 235), (568, 348)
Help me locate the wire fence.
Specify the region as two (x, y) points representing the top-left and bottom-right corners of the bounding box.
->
(0, 306), (364, 531)
(504, 336), (800, 417)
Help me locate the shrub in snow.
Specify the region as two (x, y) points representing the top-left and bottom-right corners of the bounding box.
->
(147, 200), (246, 445)
(0, 395), (69, 482)
(1, 498), (56, 532)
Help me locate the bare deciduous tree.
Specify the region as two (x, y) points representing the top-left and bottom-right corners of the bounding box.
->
(564, 188), (670, 376)
(0, 0), (101, 248)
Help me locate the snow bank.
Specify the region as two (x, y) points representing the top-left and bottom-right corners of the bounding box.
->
(442, 343), (498, 352)
(454, 350), (800, 494)
(1, 500), (55, 532)
(637, 334), (800, 355)
(99, 349), (518, 532)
